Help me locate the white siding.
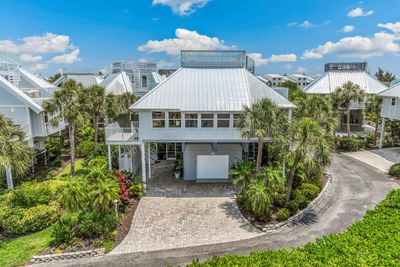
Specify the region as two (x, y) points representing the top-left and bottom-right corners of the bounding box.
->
(381, 97), (400, 120)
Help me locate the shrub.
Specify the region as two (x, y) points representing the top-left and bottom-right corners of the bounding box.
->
(76, 140), (95, 157)
(76, 210), (118, 239)
(130, 179), (144, 199)
(286, 200), (298, 215)
(46, 136), (63, 160)
(339, 137), (365, 151)
(272, 193), (287, 208)
(293, 192), (308, 209)
(298, 183), (320, 200)
(389, 163), (400, 177)
(1, 202), (61, 235)
(276, 208), (291, 222)
(11, 181), (59, 207)
(52, 217), (77, 246)
(243, 179), (272, 221)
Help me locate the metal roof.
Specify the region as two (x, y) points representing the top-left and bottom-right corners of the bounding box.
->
(303, 71), (387, 94)
(18, 68), (57, 90)
(379, 83), (400, 98)
(100, 72), (133, 95)
(131, 67), (295, 112)
(0, 75), (43, 113)
(53, 73), (102, 87)
(152, 72), (167, 84)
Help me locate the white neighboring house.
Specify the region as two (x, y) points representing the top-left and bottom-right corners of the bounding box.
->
(104, 50), (295, 185)
(53, 69), (103, 87)
(262, 74), (294, 87)
(378, 82), (400, 148)
(288, 74), (314, 89)
(303, 62), (387, 132)
(0, 54), (66, 161)
(100, 71), (133, 95)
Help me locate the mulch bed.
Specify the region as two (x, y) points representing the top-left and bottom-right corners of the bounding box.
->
(114, 199), (139, 247)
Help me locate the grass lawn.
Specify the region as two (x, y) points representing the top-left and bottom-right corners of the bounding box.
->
(0, 227), (54, 267)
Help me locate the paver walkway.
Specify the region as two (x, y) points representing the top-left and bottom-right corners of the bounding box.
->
(110, 161), (261, 254)
(343, 147), (400, 173)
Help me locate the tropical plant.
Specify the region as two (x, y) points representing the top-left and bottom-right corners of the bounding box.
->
(389, 163), (400, 177)
(0, 114), (32, 189)
(59, 176), (88, 212)
(255, 165), (286, 194)
(237, 98), (280, 170)
(243, 179), (272, 220)
(375, 67), (396, 82)
(275, 118), (333, 200)
(230, 161), (255, 189)
(89, 176), (119, 212)
(83, 85), (118, 151)
(44, 79), (85, 176)
(331, 81), (364, 138)
(365, 95), (383, 146)
(117, 92), (138, 114)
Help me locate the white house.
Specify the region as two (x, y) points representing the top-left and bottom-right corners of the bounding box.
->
(262, 74), (293, 87)
(303, 62), (387, 132)
(378, 82), (400, 148)
(0, 54), (65, 161)
(105, 50), (295, 185)
(288, 74), (314, 89)
(53, 69), (103, 87)
(100, 71), (133, 95)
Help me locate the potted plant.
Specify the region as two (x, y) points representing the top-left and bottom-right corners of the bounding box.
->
(174, 160), (181, 179)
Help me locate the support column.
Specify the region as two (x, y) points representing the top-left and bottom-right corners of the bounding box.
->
(288, 109), (293, 123)
(379, 117), (386, 149)
(141, 142), (146, 190)
(6, 166), (14, 190)
(147, 143), (151, 179)
(108, 145), (112, 170)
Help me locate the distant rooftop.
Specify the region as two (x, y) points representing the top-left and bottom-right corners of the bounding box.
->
(180, 50), (255, 74)
(324, 62), (368, 72)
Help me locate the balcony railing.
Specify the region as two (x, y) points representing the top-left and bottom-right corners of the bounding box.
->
(105, 122), (139, 144)
(46, 120), (66, 135)
(338, 101), (364, 110)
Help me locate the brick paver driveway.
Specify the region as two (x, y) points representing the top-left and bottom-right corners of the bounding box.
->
(110, 162), (261, 254)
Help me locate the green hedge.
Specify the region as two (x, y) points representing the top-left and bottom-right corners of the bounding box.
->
(339, 137), (365, 151)
(389, 163), (400, 177)
(188, 189), (400, 266)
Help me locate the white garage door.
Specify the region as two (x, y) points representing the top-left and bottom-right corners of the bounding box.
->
(197, 155), (229, 180)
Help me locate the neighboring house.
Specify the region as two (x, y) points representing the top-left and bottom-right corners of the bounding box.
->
(112, 61), (166, 97)
(53, 69), (103, 87)
(105, 50), (295, 185)
(378, 82), (400, 148)
(262, 74), (294, 87)
(303, 62), (387, 132)
(288, 74), (314, 89)
(100, 71), (133, 95)
(259, 74), (314, 89)
(0, 53), (65, 162)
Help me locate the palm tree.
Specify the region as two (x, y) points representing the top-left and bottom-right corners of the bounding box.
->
(366, 95), (383, 146)
(83, 85), (118, 151)
(230, 161), (255, 189)
(244, 179), (272, 220)
(60, 176), (88, 211)
(331, 81), (364, 138)
(0, 114), (32, 189)
(117, 92), (138, 115)
(275, 118), (333, 200)
(237, 98), (279, 170)
(44, 79), (84, 176)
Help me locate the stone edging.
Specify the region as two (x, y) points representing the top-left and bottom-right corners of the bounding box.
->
(259, 172), (333, 232)
(30, 249), (104, 264)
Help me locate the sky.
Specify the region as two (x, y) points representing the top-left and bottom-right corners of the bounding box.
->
(1, 0), (400, 76)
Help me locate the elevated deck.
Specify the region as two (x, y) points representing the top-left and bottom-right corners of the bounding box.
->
(105, 122), (140, 145)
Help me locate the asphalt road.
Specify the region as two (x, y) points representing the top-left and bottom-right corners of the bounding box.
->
(35, 153), (398, 267)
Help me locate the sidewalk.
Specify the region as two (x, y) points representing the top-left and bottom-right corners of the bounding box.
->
(342, 148), (400, 173)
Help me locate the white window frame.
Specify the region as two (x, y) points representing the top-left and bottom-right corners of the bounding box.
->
(152, 111), (165, 128)
(185, 113), (198, 128)
(217, 113), (230, 128)
(168, 112), (182, 128)
(201, 113), (214, 128)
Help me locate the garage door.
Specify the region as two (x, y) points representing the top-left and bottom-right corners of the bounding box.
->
(197, 155), (229, 180)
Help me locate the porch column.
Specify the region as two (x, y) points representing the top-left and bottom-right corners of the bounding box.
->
(147, 143), (152, 179)
(141, 142), (146, 189)
(379, 117), (386, 149)
(108, 145), (112, 170)
(6, 166), (14, 190)
(288, 109), (293, 123)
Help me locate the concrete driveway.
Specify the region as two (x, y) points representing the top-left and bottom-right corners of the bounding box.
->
(35, 154), (398, 267)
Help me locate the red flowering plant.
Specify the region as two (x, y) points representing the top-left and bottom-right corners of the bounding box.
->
(113, 170), (131, 207)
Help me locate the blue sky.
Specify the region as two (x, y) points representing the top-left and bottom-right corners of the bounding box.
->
(1, 0), (399, 76)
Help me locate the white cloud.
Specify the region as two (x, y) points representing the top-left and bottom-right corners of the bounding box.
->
(138, 28), (232, 56)
(302, 32), (400, 59)
(296, 67), (307, 73)
(152, 0), (210, 16)
(20, 53), (42, 63)
(288, 20), (314, 28)
(378, 21), (400, 34)
(48, 49), (81, 64)
(348, 7), (373, 17)
(248, 53), (297, 66)
(341, 25), (355, 33)
(283, 63), (292, 70)
(34, 64), (48, 71)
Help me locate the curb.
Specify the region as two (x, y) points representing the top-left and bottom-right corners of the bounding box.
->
(30, 249), (104, 264)
(258, 172), (333, 232)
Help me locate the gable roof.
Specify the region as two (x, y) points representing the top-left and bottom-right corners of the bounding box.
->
(19, 68), (57, 89)
(100, 72), (133, 95)
(379, 83), (400, 98)
(0, 75), (43, 113)
(53, 73), (102, 87)
(303, 71), (387, 94)
(131, 67), (295, 112)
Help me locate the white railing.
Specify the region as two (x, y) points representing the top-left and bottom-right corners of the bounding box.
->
(46, 120), (65, 135)
(350, 101), (364, 110)
(105, 122), (139, 143)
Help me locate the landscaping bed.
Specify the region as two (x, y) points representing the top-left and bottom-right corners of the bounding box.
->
(188, 189), (400, 266)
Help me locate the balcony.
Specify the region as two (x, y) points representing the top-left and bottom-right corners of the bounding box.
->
(46, 120), (66, 135)
(105, 122), (139, 144)
(338, 101), (364, 110)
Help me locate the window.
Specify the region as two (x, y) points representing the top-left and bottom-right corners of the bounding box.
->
(233, 114), (241, 128)
(168, 112), (181, 128)
(391, 98), (396, 106)
(217, 114), (230, 128)
(152, 111), (165, 128)
(142, 76), (147, 88)
(201, 114), (214, 128)
(185, 113), (198, 128)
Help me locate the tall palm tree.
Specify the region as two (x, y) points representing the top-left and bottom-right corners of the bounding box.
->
(365, 95), (383, 146)
(275, 118), (333, 200)
(44, 79), (84, 176)
(0, 114), (32, 189)
(331, 81), (364, 138)
(117, 92), (138, 115)
(237, 98), (279, 170)
(83, 85), (118, 151)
